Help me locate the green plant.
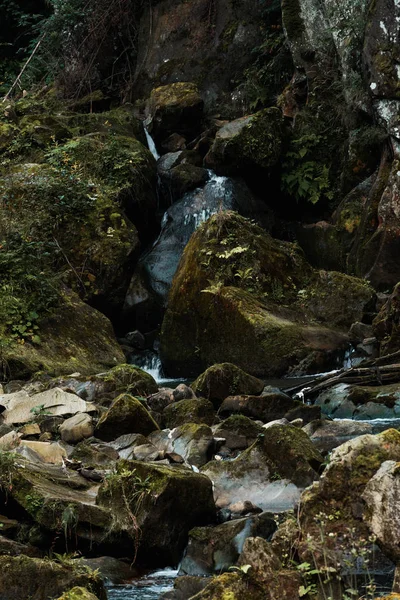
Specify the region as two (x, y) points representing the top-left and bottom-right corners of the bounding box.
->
(25, 493), (44, 515)
(281, 134), (334, 205)
(0, 451), (17, 494)
(30, 404), (51, 417)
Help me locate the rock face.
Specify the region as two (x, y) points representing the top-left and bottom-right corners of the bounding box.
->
(373, 283), (400, 355)
(191, 363), (264, 407)
(161, 211), (373, 377)
(202, 424), (323, 512)
(97, 460), (216, 566)
(314, 383), (400, 420)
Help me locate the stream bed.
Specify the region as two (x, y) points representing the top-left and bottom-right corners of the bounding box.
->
(106, 568), (177, 600)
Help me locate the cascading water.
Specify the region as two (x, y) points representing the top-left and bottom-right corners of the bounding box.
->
(143, 119), (160, 161)
(106, 567), (178, 599)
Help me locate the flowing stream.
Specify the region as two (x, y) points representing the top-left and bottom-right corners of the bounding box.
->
(107, 568), (177, 599)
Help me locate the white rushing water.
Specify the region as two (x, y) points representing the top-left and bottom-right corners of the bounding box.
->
(107, 567), (178, 600)
(143, 120), (160, 161)
(139, 353), (178, 385)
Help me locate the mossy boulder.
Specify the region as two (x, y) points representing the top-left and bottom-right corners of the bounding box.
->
(373, 282), (400, 355)
(95, 394), (159, 441)
(205, 108), (284, 174)
(163, 398), (216, 428)
(147, 82), (204, 145)
(161, 211), (373, 377)
(97, 459), (216, 566)
(219, 393), (319, 425)
(170, 423), (214, 467)
(93, 364), (158, 400)
(298, 430), (400, 571)
(0, 288), (124, 380)
(56, 588), (101, 600)
(188, 572), (265, 600)
(179, 513), (276, 576)
(213, 414), (263, 451)
(192, 363), (264, 407)
(0, 555), (106, 600)
(202, 424), (323, 511)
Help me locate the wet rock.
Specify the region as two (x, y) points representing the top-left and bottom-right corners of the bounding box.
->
(147, 389), (174, 413)
(303, 418), (373, 452)
(163, 398), (215, 428)
(205, 108), (284, 174)
(187, 571), (265, 600)
(0, 535), (41, 557)
(362, 460), (400, 562)
(79, 556), (138, 584)
(59, 414), (94, 444)
(129, 178), (273, 317)
(212, 415), (263, 451)
(97, 459), (216, 566)
(299, 430), (400, 573)
(219, 393), (319, 425)
(179, 512), (276, 576)
(160, 575), (209, 600)
(90, 364), (158, 403)
(71, 440), (119, 468)
(56, 588), (101, 600)
(131, 443), (160, 462)
(172, 384), (196, 402)
(349, 321), (374, 343)
(165, 164), (209, 200)
(192, 363), (264, 407)
(161, 212), (372, 378)
(314, 383), (400, 420)
(169, 423), (214, 467)
(202, 424), (323, 512)
(238, 536), (301, 599)
(95, 394), (159, 442)
(147, 83), (204, 146)
(373, 283), (400, 355)
(0, 388), (96, 426)
(0, 555), (106, 600)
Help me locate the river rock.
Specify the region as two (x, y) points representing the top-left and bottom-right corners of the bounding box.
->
(97, 460), (216, 565)
(71, 440), (119, 468)
(0, 535), (41, 557)
(299, 430), (400, 573)
(238, 536), (301, 598)
(205, 108), (283, 174)
(179, 512), (276, 576)
(147, 82), (204, 146)
(171, 384), (196, 402)
(0, 555), (106, 600)
(188, 571), (268, 600)
(219, 393), (319, 425)
(0, 388), (96, 425)
(169, 423), (214, 467)
(373, 283), (400, 355)
(17, 441), (67, 465)
(192, 363), (264, 407)
(160, 575), (209, 600)
(212, 415), (263, 451)
(59, 414), (94, 444)
(147, 389), (174, 413)
(202, 424), (323, 512)
(95, 394), (159, 441)
(161, 211), (373, 378)
(314, 383), (400, 420)
(56, 588), (101, 600)
(79, 556), (138, 584)
(303, 418), (373, 453)
(163, 398), (215, 428)
(362, 460), (400, 563)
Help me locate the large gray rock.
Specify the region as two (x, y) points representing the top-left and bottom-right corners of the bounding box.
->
(59, 414), (94, 444)
(314, 383), (400, 420)
(303, 418), (373, 452)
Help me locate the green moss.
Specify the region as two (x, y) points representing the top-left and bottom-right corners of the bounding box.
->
(163, 398), (215, 428)
(192, 363), (264, 405)
(97, 364), (158, 396)
(96, 393), (159, 441)
(56, 587), (100, 600)
(281, 0), (305, 41)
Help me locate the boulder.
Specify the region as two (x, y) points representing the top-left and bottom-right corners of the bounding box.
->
(362, 460), (400, 563)
(179, 512), (276, 576)
(192, 363), (264, 407)
(212, 415), (263, 451)
(160, 575), (209, 600)
(169, 424), (214, 467)
(0, 555), (106, 600)
(0, 535), (41, 557)
(238, 537), (301, 599)
(299, 430), (400, 574)
(373, 283), (400, 355)
(97, 460), (216, 566)
(205, 108), (284, 174)
(0, 290), (125, 380)
(219, 393), (319, 425)
(163, 398), (215, 428)
(56, 589), (100, 600)
(95, 394), (159, 441)
(186, 572), (265, 600)
(147, 83), (204, 145)
(314, 383), (400, 420)
(71, 440), (119, 468)
(59, 414), (94, 444)
(303, 418), (373, 452)
(161, 212), (373, 378)
(79, 556), (138, 584)
(0, 388), (96, 425)
(128, 178), (273, 316)
(89, 364), (158, 402)
(202, 425), (323, 512)
(17, 441), (67, 465)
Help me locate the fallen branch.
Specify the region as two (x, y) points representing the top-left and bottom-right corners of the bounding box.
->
(2, 34), (45, 104)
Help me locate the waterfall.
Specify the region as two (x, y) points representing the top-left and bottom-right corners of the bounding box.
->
(143, 119), (160, 161)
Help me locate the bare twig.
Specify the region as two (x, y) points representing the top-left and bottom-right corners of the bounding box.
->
(2, 34), (46, 103)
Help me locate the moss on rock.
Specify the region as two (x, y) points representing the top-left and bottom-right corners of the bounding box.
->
(192, 363), (264, 407)
(163, 398), (216, 428)
(56, 587), (100, 600)
(95, 394), (159, 441)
